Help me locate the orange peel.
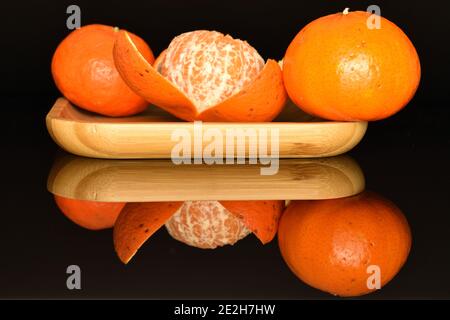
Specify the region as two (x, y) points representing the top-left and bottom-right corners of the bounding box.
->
(114, 31), (197, 121)
(197, 61), (286, 122)
(113, 202), (183, 264)
(113, 30), (287, 122)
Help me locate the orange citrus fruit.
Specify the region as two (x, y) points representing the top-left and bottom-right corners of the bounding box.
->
(283, 10), (421, 121)
(52, 24), (155, 117)
(113, 200), (284, 263)
(54, 195), (125, 230)
(113, 30), (287, 122)
(278, 191), (411, 297)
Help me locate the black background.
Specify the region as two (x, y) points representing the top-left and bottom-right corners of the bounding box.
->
(1, 0), (450, 299)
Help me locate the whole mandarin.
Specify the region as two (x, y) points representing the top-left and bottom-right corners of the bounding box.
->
(52, 24), (154, 116)
(283, 10), (421, 121)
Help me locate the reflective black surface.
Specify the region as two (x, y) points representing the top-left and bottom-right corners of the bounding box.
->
(1, 95), (449, 299)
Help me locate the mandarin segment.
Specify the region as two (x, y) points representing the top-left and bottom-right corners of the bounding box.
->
(165, 201), (251, 249)
(153, 49), (167, 71)
(278, 191), (412, 297)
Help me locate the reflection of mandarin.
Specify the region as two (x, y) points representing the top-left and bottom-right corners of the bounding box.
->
(54, 195), (125, 230)
(159, 31), (264, 111)
(165, 201), (251, 249)
(278, 191), (411, 297)
(283, 10), (421, 121)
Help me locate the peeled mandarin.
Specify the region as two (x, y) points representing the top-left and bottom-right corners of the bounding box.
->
(159, 30), (264, 112)
(113, 30), (286, 122)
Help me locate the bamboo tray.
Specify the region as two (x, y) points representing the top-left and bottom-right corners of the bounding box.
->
(47, 153), (365, 202)
(46, 98), (367, 159)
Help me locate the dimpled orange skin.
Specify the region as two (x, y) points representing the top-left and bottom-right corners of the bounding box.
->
(283, 11), (421, 121)
(114, 202), (183, 264)
(278, 191), (412, 297)
(52, 24), (155, 116)
(54, 195), (125, 230)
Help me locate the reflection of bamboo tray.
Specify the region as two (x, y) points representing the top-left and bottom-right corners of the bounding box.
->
(47, 153), (365, 202)
(46, 98), (367, 159)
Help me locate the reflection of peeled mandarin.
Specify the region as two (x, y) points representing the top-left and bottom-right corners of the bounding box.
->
(278, 191), (411, 297)
(165, 201), (251, 249)
(54, 195), (125, 230)
(113, 200), (284, 263)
